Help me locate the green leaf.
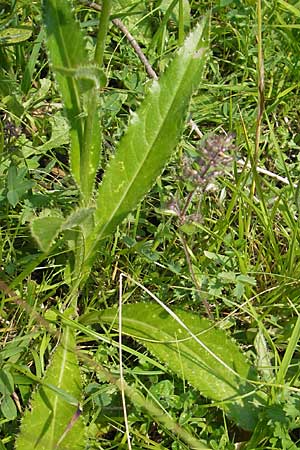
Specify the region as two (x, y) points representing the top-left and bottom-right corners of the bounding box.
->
(42, 0), (85, 190)
(21, 28), (46, 94)
(54, 65), (107, 91)
(43, 0), (102, 203)
(37, 114), (70, 152)
(276, 314), (300, 387)
(254, 330), (273, 382)
(7, 165), (35, 207)
(2, 95), (24, 117)
(30, 208), (95, 254)
(295, 180), (300, 215)
(31, 216), (64, 252)
(0, 369), (14, 395)
(84, 303), (267, 430)
(0, 26), (32, 45)
(62, 208), (95, 235)
(15, 327), (85, 450)
(1, 394), (17, 420)
(233, 281), (245, 299)
(236, 274), (256, 286)
(7, 190), (19, 208)
(219, 271), (236, 283)
(278, 0), (300, 18)
(160, 0), (191, 28)
(85, 17), (210, 266)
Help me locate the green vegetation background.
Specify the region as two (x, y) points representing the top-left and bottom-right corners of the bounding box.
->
(1, 0), (300, 449)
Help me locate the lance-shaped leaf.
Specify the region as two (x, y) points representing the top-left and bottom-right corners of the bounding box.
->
(15, 327), (85, 450)
(83, 303), (267, 431)
(84, 18), (210, 265)
(43, 0), (102, 202)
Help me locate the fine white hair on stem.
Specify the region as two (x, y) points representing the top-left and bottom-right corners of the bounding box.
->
(119, 272), (132, 450)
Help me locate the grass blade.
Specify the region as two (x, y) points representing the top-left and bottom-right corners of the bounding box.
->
(276, 314), (300, 388)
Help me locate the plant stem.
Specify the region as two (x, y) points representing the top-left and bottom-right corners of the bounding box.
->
(80, 90), (99, 204)
(94, 0), (113, 67)
(87, 1), (158, 79)
(78, 352), (212, 450)
(178, 232), (214, 319)
(255, 0), (264, 165)
(178, 0), (184, 46)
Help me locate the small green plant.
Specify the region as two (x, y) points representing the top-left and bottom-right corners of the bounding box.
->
(1, 1), (299, 449)
(14, 1), (222, 449)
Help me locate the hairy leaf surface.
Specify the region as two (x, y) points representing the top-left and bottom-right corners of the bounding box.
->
(43, 0), (101, 202)
(85, 18), (209, 265)
(31, 208), (95, 253)
(31, 216), (64, 252)
(83, 303), (266, 430)
(15, 327), (85, 450)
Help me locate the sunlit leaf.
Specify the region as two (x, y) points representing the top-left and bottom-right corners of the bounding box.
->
(85, 17), (210, 268)
(0, 26), (32, 45)
(1, 395), (17, 420)
(15, 327), (85, 450)
(30, 216), (64, 252)
(43, 0), (102, 202)
(83, 303), (267, 430)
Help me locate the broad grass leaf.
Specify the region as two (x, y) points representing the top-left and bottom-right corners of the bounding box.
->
(85, 303), (266, 430)
(43, 0), (102, 202)
(15, 327), (85, 450)
(85, 18), (210, 264)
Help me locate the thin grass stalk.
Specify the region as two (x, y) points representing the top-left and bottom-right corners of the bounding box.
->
(118, 273), (132, 450)
(178, 0), (184, 46)
(246, 0), (265, 236)
(275, 314), (300, 393)
(255, 0), (264, 165)
(94, 0), (113, 66)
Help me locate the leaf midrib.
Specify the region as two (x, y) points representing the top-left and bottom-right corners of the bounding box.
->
(91, 22), (208, 246)
(50, 328), (70, 448)
(102, 313), (244, 388)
